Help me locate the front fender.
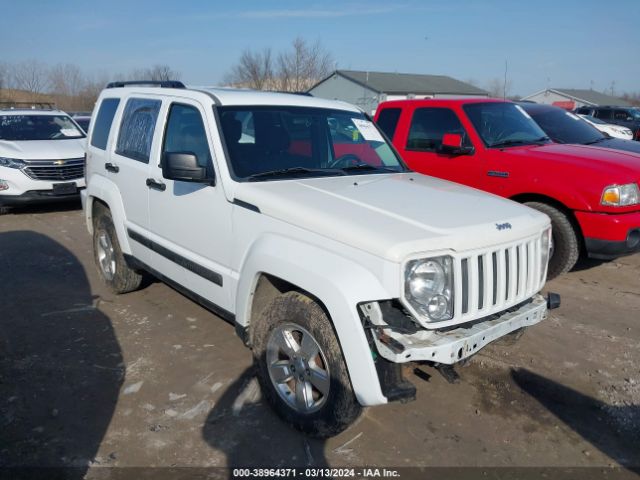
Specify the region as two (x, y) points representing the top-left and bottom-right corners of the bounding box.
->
(236, 234), (395, 406)
(86, 175), (132, 254)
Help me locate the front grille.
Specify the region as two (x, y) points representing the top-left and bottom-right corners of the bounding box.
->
(22, 158), (85, 181)
(455, 235), (544, 322)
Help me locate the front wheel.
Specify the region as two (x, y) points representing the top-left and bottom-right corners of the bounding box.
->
(252, 291), (362, 437)
(524, 202), (580, 280)
(92, 208), (142, 293)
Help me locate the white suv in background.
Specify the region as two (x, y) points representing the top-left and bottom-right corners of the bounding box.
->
(83, 81), (558, 437)
(0, 108), (86, 213)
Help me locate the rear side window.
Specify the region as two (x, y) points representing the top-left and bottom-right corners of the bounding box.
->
(90, 98), (120, 150)
(406, 108), (467, 151)
(376, 108), (401, 140)
(614, 109), (630, 120)
(116, 98), (161, 163)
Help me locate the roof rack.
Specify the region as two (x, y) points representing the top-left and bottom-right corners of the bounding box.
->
(0, 101), (57, 110)
(106, 80), (186, 89)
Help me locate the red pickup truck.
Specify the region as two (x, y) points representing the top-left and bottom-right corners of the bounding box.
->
(375, 99), (640, 278)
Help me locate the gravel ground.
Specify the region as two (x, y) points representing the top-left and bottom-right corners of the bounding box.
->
(0, 203), (638, 478)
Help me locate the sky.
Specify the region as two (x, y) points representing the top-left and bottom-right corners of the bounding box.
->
(1, 0), (639, 97)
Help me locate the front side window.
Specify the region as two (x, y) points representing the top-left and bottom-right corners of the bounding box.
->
(90, 98), (120, 150)
(0, 114), (85, 141)
(406, 108), (469, 151)
(162, 104), (212, 173)
(595, 109), (612, 120)
(463, 102), (549, 148)
(376, 108), (401, 141)
(115, 98), (161, 163)
(528, 108), (603, 144)
(614, 109), (632, 120)
(218, 106), (406, 181)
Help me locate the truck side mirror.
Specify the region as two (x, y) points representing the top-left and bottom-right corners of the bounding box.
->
(162, 152), (211, 183)
(439, 133), (474, 155)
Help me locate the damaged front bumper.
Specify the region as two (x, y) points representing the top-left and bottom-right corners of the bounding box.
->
(362, 294), (550, 365)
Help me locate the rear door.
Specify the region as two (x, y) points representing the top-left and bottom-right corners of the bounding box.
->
(397, 106), (480, 187)
(147, 98), (233, 312)
(109, 96), (162, 263)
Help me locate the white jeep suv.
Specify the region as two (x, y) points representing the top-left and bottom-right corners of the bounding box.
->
(82, 80), (557, 437)
(0, 108), (86, 212)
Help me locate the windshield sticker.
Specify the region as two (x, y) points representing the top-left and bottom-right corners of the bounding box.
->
(60, 128), (81, 137)
(514, 105), (533, 120)
(564, 112), (581, 121)
(351, 118), (385, 142)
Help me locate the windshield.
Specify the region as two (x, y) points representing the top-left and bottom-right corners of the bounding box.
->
(630, 109), (640, 120)
(218, 106), (406, 181)
(0, 114), (85, 141)
(463, 102), (549, 148)
(527, 108), (604, 144)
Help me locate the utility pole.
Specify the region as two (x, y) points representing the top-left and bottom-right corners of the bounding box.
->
(503, 60), (508, 100)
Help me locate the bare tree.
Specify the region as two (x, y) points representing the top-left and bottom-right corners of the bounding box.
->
(12, 60), (49, 94)
(224, 38), (333, 92)
(144, 64), (181, 81)
(276, 37), (333, 92)
(224, 48), (274, 90)
(49, 63), (84, 96)
(485, 77), (512, 98)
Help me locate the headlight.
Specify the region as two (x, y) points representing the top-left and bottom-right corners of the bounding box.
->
(404, 255), (454, 321)
(540, 227), (552, 282)
(0, 157), (26, 169)
(601, 183), (639, 206)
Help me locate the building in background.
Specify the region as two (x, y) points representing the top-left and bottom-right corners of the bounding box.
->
(522, 88), (632, 110)
(308, 70), (488, 114)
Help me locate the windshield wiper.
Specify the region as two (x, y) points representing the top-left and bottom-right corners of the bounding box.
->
(246, 167), (345, 182)
(340, 163), (398, 173)
(489, 136), (550, 148)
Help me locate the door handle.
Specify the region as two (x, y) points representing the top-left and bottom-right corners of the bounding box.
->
(146, 178), (166, 191)
(105, 162), (119, 173)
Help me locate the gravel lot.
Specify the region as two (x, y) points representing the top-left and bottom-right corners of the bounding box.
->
(1, 203), (638, 477)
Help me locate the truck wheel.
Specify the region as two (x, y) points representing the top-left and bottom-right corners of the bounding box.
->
(524, 202), (579, 280)
(93, 208), (142, 293)
(252, 291), (362, 438)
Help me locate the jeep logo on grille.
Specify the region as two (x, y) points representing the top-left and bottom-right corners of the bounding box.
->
(496, 222), (512, 231)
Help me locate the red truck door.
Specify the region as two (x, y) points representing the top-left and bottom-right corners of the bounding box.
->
(392, 106), (483, 187)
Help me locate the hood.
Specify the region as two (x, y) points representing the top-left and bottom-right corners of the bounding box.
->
(497, 143), (640, 182)
(587, 137), (640, 155)
(0, 138), (86, 160)
(234, 173), (549, 262)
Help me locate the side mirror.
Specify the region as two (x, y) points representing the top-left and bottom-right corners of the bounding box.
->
(162, 152), (210, 183)
(439, 133), (473, 155)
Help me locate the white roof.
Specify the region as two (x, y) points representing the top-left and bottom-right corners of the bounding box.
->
(0, 109), (67, 116)
(103, 85), (362, 112)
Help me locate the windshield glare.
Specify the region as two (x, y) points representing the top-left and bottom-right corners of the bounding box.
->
(463, 102), (549, 147)
(528, 109), (604, 144)
(0, 114), (85, 141)
(218, 106), (405, 180)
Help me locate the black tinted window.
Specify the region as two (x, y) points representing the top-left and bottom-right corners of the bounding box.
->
(116, 98), (161, 163)
(406, 108), (467, 151)
(527, 108), (603, 144)
(595, 109), (612, 120)
(0, 114), (85, 141)
(376, 108), (401, 140)
(614, 110), (630, 120)
(162, 104), (212, 172)
(90, 99), (119, 150)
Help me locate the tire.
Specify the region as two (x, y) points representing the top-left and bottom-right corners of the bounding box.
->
(92, 207), (142, 294)
(252, 291), (362, 438)
(525, 202), (579, 280)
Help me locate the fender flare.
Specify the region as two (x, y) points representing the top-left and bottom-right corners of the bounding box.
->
(86, 176), (132, 254)
(236, 234), (393, 406)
